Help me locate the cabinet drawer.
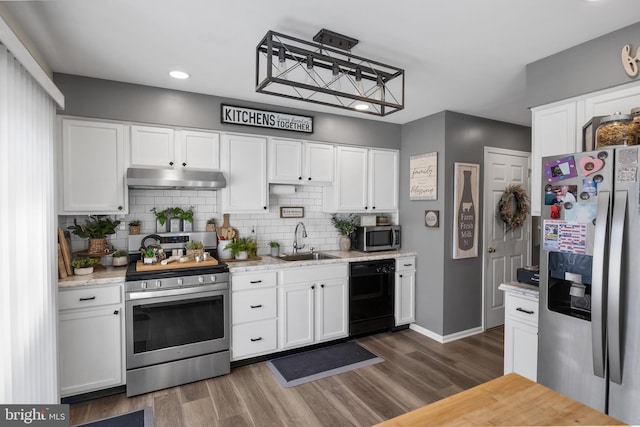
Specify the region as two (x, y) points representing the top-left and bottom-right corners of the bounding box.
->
(280, 264), (347, 285)
(59, 285), (121, 311)
(395, 256), (416, 272)
(232, 288), (277, 324)
(232, 319), (277, 360)
(505, 293), (539, 327)
(232, 271), (277, 291)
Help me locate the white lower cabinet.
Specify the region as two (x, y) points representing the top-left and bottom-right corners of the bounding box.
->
(279, 264), (348, 350)
(503, 290), (539, 382)
(231, 271), (278, 361)
(58, 283), (124, 397)
(395, 257), (416, 326)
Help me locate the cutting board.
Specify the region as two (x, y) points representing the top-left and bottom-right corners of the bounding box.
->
(57, 226), (73, 276)
(135, 257), (219, 272)
(57, 243), (68, 279)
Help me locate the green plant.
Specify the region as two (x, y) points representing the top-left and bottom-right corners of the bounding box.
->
(185, 240), (203, 250)
(331, 213), (358, 236)
(178, 206), (195, 223)
(144, 247), (156, 258)
(206, 218), (216, 225)
(151, 207), (168, 226)
(68, 215), (121, 239)
(112, 250), (126, 258)
(269, 241), (280, 248)
(71, 257), (98, 269)
(246, 240), (258, 258)
(128, 220), (141, 226)
(226, 238), (252, 257)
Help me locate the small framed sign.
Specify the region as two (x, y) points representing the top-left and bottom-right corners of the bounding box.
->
(221, 104), (313, 134)
(280, 206), (304, 218)
(425, 210), (440, 228)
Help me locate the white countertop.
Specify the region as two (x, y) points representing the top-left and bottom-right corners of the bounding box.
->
(58, 266), (127, 289)
(225, 250), (417, 273)
(58, 250), (417, 288)
(498, 281), (540, 299)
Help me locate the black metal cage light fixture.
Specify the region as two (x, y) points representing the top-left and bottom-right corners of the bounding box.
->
(256, 29), (404, 117)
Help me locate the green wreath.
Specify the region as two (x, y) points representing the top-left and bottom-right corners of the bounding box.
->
(498, 184), (530, 230)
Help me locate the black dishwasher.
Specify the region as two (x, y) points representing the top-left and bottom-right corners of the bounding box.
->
(349, 259), (395, 337)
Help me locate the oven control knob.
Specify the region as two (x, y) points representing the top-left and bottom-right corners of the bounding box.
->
(210, 275), (216, 282)
(177, 278), (183, 286)
(198, 276), (205, 283)
(141, 282), (147, 289)
(155, 280), (162, 288)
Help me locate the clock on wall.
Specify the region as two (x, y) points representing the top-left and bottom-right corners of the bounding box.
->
(425, 210), (439, 228)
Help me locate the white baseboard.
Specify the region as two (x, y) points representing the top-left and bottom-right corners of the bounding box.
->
(409, 324), (484, 344)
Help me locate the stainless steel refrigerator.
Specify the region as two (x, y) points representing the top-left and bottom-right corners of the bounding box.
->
(538, 147), (640, 425)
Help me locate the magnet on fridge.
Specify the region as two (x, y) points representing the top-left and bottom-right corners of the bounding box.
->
(593, 174), (604, 183)
(579, 156), (604, 177)
(545, 156), (577, 182)
(550, 205), (561, 219)
(597, 151), (608, 160)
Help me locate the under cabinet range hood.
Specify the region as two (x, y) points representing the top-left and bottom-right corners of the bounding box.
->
(126, 167), (226, 190)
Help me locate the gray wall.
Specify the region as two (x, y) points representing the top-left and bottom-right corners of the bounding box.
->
(526, 21), (640, 109)
(401, 111), (531, 336)
(54, 73), (401, 149)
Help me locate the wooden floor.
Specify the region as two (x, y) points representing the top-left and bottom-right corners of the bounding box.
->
(69, 327), (504, 427)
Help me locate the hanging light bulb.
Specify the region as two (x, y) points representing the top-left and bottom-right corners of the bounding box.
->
(304, 55), (315, 85)
(354, 68), (365, 96)
(372, 75), (384, 102)
(329, 64), (341, 91)
(277, 48), (287, 78)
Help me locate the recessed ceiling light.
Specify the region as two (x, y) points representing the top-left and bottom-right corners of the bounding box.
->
(169, 70), (190, 79)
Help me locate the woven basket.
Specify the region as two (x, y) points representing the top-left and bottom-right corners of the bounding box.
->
(88, 238), (106, 254)
(129, 225), (141, 235)
(206, 223), (216, 232)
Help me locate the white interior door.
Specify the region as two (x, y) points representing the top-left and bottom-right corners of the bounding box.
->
(483, 147), (531, 329)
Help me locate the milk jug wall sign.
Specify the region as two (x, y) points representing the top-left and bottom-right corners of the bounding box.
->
(453, 162), (479, 259)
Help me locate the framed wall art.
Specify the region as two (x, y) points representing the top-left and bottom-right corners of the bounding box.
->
(453, 162), (479, 259)
(410, 152), (437, 200)
(425, 210), (440, 228)
(279, 206), (304, 218)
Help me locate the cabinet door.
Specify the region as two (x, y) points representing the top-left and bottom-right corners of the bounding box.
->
(59, 307), (123, 396)
(584, 84), (640, 118)
(395, 270), (415, 326)
(504, 317), (538, 381)
(279, 283), (314, 349)
(369, 149), (399, 211)
(178, 130), (220, 170)
(221, 134), (268, 212)
(315, 278), (348, 342)
(334, 146), (368, 211)
(268, 138), (303, 183)
(60, 119), (126, 214)
(130, 125), (175, 168)
(531, 102), (577, 215)
(305, 142), (334, 183)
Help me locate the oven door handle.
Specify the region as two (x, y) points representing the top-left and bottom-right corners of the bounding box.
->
(126, 283), (227, 300)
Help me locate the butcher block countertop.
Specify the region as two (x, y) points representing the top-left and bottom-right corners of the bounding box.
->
(375, 373), (625, 427)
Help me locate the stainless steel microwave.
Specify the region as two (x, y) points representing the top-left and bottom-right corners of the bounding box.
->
(351, 225), (400, 252)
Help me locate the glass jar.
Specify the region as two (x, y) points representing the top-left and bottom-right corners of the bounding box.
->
(632, 107), (640, 143)
(595, 112), (636, 148)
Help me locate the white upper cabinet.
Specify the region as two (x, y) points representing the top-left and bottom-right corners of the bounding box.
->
(60, 118), (127, 214)
(268, 138), (334, 184)
(369, 149), (399, 211)
(220, 133), (268, 212)
(130, 125), (175, 168)
(531, 102), (577, 216)
(583, 84), (640, 119)
(130, 125), (220, 170)
(323, 146), (398, 212)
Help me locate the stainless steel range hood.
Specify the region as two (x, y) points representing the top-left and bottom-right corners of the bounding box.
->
(126, 167), (226, 190)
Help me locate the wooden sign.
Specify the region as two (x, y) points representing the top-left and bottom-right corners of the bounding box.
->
(410, 152), (437, 200)
(221, 104), (313, 133)
(621, 44), (639, 77)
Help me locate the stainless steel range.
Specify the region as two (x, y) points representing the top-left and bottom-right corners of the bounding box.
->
(124, 232), (230, 397)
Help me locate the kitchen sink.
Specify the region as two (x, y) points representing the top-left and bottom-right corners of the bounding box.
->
(278, 252), (339, 262)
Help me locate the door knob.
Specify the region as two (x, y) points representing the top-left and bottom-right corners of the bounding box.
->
(487, 247), (496, 253)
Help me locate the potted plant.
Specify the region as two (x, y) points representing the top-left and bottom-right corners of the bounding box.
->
(331, 213), (357, 252)
(68, 215), (121, 254)
(179, 206), (195, 232)
(206, 217), (216, 233)
(71, 257), (98, 275)
(166, 207), (184, 232)
(128, 220), (141, 235)
(226, 238), (251, 260)
(111, 250), (128, 267)
(269, 240), (280, 257)
(151, 207), (168, 233)
(142, 246), (157, 264)
(185, 240), (204, 259)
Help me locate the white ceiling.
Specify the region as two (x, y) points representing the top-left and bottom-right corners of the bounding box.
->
(3, 0), (640, 126)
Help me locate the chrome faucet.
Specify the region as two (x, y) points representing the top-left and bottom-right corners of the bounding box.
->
(293, 222), (308, 254)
